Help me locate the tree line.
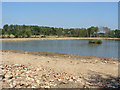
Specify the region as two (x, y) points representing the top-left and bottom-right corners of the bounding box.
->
(0, 24), (120, 38)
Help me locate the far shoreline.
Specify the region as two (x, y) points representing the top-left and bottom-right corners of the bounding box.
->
(0, 37), (120, 41)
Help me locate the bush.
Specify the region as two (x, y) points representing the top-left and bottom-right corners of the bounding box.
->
(21, 33), (27, 38)
(97, 40), (102, 44)
(89, 40), (102, 44)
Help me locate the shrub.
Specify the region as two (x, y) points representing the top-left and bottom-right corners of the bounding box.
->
(97, 40), (102, 44)
(89, 40), (102, 44)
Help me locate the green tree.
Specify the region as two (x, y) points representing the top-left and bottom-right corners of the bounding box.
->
(94, 27), (98, 37)
(51, 27), (56, 35)
(3, 24), (12, 38)
(3, 24), (9, 31)
(9, 24), (14, 31)
(26, 30), (32, 38)
(56, 28), (63, 37)
(114, 29), (120, 38)
(87, 26), (98, 37)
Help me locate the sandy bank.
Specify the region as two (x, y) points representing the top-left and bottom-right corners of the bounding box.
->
(1, 49), (118, 77)
(1, 37), (120, 41)
(1, 49), (119, 88)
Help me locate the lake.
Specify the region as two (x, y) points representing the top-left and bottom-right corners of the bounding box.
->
(1, 39), (119, 58)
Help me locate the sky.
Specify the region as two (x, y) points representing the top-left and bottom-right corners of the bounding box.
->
(1, 0), (120, 2)
(2, 2), (118, 30)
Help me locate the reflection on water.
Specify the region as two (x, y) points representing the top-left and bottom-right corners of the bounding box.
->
(2, 39), (119, 58)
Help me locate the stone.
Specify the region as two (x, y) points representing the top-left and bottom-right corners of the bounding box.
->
(3, 63), (119, 88)
(12, 82), (16, 87)
(31, 86), (36, 88)
(77, 78), (82, 82)
(5, 74), (13, 80)
(45, 86), (50, 88)
(69, 79), (73, 82)
(0, 74), (5, 79)
(36, 80), (40, 84)
(9, 84), (14, 88)
(58, 79), (62, 81)
(60, 80), (68, 84)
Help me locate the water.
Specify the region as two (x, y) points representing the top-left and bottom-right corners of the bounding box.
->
(2, 39), (119, 58)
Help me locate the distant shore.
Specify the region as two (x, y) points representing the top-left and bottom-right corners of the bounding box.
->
(1, 37), (120, 41)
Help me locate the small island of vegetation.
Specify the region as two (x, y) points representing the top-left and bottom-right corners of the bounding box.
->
(89, 40), (102, 44)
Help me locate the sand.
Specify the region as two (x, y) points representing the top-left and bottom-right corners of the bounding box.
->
(1, 49), (118, 78)
(1, 37), (120, 42)
(0, 49), (119, 88)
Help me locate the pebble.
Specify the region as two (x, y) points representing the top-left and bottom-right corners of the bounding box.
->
(1, 64), (119, 88)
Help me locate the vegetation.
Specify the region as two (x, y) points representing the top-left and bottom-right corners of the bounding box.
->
(0, 24), (120, 38)
(89, 40), (102, 44)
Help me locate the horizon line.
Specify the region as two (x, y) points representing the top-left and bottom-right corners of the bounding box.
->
(0, 24), (118, 30)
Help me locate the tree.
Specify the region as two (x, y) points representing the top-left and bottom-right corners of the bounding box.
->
(1, 24), (118, 38)
(56, 28), (63, 37)
(13, 30), (21, 38)
(87, 26), (96, 37)
(114, 29), (120, 38)
(107, 30), (115, 38)
(10, 24), (14, 31)
(31, 26), (40, 37)
(7, 31), (11, 38)
(51, 27), (56, 35)
(94, 27), (98, 37)
(3, 24), (9, 31)
(0, 29), (2, 37)
(78, 28), (87, 37)
(26, 30), (32, 38)
(3, 24), (12, 38)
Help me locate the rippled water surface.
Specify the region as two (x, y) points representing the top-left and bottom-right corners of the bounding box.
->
(2, 39), (119, 58)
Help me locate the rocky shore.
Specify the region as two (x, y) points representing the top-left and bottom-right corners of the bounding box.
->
(0, 49), (119, 88)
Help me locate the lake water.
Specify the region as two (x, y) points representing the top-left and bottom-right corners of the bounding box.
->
(2, 39), (119, 58)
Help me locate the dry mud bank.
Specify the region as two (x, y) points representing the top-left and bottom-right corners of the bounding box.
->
(0, 49), (119, 88)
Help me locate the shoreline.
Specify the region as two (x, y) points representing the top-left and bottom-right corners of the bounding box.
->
(1, 37), (120, 41)
(1, 49), (119, 88)
(1, 49), (118, 60)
